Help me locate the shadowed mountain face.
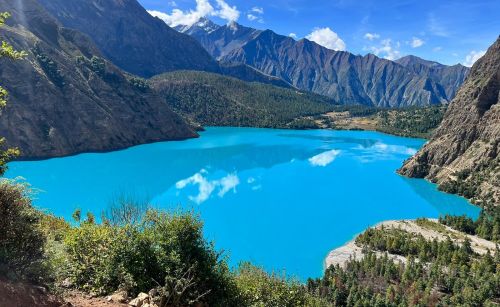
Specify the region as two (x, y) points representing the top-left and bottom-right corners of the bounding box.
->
(0, 0), (197, 159)
(181, 20), (469, 108)
(37, 0), (219, 78)
(399, 36), (500, 206)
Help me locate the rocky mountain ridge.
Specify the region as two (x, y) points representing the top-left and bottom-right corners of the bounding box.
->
(399, 36), (500, 206)
(180, 19), (470, 108)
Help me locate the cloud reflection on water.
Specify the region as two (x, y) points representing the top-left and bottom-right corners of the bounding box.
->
(355, 142), (418, 163)
(175, 169), (240, 204)
(308, 149), (341, 167)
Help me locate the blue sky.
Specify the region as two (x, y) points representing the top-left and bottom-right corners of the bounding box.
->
(139, 0), (500, 66)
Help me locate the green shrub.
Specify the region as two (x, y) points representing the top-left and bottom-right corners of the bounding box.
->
(0, 180), (46, 281)
(235, 263), (320, 306)
(32, 45), (65, 87)
(60, 208), (239, 304)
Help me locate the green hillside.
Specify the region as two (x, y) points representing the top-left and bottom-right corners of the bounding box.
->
(150, 71), (337, 128)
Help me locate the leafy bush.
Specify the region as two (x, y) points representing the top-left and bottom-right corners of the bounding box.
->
(60, 208), (239, 305)
(0, 181), (45, 281)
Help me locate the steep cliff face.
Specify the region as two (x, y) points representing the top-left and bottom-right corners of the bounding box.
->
(0, 0), (197, 159)
(399, 37), (500, 206)
(38, 0), (219, 78)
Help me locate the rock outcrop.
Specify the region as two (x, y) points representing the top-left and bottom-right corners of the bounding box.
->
(399, 36), (500, 206)
(0, 0), (197, 159)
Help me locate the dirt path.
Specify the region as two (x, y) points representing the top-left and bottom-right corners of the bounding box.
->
(63, 291), (128, 307)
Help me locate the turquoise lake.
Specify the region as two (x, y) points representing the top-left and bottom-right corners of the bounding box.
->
(5, 127), (480, 280)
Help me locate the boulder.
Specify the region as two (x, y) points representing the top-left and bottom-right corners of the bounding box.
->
(107, 290), (128, 303)
(129, 292), (149, 307)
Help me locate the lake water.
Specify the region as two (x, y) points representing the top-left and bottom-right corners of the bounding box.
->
(5, 127), (480, 280)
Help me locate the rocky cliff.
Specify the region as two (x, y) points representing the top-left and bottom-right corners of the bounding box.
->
(0, 0), (197, 159)
(399, 36), (500, 206)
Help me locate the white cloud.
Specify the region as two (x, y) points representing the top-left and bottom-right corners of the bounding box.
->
(148, 0), (240, 27)
(215, 0), (240, 23)
(251, 7), (264, 14)
(289, 33), (297, 39)
(364, 33), (380, 41)
(411, 37), (424, 48)
(427, 13), (449, 37)
(169, 1), (177, 7)
(309, 149), (341, 167)
(176, 170), (240, 204)
(247, 14), (263, 23)
(247, 6), (263, 23)
(306, 27), (346, 51)
(463, 50), (486, 67)
(367, 38), (401, 61)
(433, 46), (442, 52)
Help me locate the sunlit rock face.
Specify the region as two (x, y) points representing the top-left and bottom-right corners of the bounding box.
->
(399, 36), (500, 206)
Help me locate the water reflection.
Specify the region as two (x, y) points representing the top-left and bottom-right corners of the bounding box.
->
(309, 150), (341, 167)
(279, 134), (379, 149)
(175, 170), (240, 204)
(353, 142), (419, 163)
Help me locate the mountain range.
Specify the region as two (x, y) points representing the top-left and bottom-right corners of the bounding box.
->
(178, 19), (470, 107)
